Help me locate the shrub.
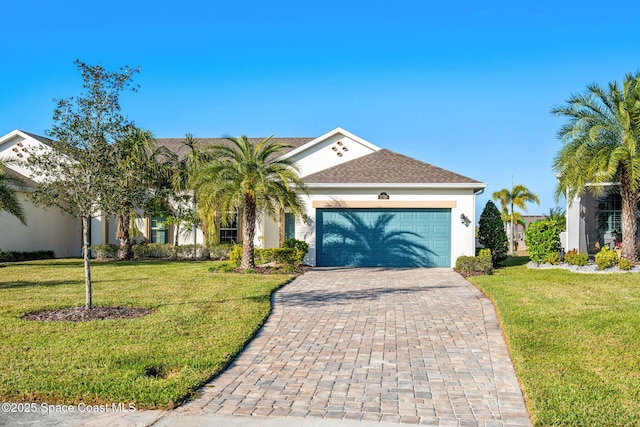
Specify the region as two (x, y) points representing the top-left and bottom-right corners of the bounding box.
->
(91, 244), (119, 259)
(132, 243), (172, 259)
(0, 250), (55, 262)
(454, 255), (493, 277)
(229, 244), (243, 267)
(477, 201), (508, 266)
(255, 248), (297, 266)
(478, 248), (492, 260)
(564, 249), (589, 266)
(209, 244), (233, 260)
(595, 246), (619, 270)
(171, 244), (209, 260)
(618, 257), (632, 271)
(282, 239), (309, 264)
(525, 219), (562, 264)
(545, 252), (561, 265)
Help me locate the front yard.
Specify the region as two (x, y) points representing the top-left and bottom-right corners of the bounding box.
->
(0, 259), (294, 409)
(469, 260), (640, 426)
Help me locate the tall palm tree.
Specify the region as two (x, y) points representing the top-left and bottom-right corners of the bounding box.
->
(492, 184), (540, 254)
(0, 158), (27, 225)
(191, 135), (309, 269)
(553, 73), (640, 261)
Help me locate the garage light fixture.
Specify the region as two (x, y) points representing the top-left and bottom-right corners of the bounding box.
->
(460, 214), (471, 226)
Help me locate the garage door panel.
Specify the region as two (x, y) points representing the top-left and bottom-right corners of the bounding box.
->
(317, 208), (451, 267)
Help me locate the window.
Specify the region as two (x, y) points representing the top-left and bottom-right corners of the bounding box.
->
(597, 193), (622, 233)
(219, 211), (238, 244)
(150, 216), (169, 244)
(284, 213), (295, 240)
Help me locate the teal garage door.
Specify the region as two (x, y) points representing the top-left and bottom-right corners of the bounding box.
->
(316, 208), (451, 267)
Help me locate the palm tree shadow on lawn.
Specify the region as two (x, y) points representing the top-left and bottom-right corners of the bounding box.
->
(319, 211), (436, 267)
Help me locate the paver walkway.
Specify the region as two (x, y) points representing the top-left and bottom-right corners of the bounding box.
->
(173, 268), (531, 426)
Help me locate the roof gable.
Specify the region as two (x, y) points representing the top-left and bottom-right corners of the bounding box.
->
(302, 149), (485, 188)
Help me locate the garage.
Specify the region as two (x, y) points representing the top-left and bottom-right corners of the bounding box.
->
(316, 208), (451, 267)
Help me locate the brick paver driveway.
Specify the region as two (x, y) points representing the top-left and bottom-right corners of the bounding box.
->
(178, 268), (531, 426)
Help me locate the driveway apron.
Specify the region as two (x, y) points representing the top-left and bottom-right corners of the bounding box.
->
(176, 268), (531, 426)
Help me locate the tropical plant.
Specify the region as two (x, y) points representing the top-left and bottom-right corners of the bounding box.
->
(112, 127), (172, 260)
(190, 136), (309, 269)
(477, 201), (508, 265)
(546, 207), (566, 231)
(595, 245), (619, 270)
(492, 183), (540, 254)
(27, 60), (140, 309)
(0, 158), (27, 225)
(553, 73), (640, 262)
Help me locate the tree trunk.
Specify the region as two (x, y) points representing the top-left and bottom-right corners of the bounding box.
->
(116, 212), (133, 260)
(619, 181), (638, 262)
(241, 195), (256, 269)
(82, 216), (92, 310)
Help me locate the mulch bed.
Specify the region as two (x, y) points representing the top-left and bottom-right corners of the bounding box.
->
(22, 306), (153, 322)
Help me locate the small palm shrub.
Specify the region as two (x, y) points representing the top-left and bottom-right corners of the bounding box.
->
(618, 257), (632, 271)
(564, 249), (589, 266)
(595, 246), (619, 270)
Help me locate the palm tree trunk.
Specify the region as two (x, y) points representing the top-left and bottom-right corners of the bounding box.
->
(620, 181), (638, 262)
(241, 195), (256, 269)
(116, 212), (133, 260)
(82, 216), (92, 309)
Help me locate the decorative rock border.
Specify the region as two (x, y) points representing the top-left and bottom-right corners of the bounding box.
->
(527, 261), (640, 274)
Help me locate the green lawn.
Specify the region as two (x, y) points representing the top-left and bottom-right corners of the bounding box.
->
(469, 260), (640, 426)
(0, 259), (294, 409)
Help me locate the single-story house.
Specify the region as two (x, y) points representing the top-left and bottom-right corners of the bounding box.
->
(0, 127), (487, 267)
(564, 185), (640, 254)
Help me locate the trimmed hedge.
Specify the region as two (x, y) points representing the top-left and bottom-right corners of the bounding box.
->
(525, 219), (562, 264)
(92, 244), (119, 259)
(0, 250), (55, 262)
(455, 255), (493, 277)
(564, 249), (589, 266)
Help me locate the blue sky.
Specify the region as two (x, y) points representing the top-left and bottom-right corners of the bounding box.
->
(3, 0), (640, 219)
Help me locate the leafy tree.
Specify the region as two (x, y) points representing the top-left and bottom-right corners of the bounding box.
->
(112, 127), (172, 260)
(191, 135), (309, 269)
(27, 60), (140, 309)
(0, 158), (27, 225)
(477, 200), (508, 265)
(553, 73), (640, 261)
(492, 184), (540, 254)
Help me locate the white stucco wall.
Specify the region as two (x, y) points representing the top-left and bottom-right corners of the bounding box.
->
(0, 193), (81, 257)
(565, 193), (585, 252)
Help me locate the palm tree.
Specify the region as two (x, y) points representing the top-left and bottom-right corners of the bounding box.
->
(112, 127), (171, 260)
(191, 135), (309, 269)
(545, 207), (566, 232)
(553, 73), (640, 261)
(492, 184), (540, 254)
(0, 158), (27, 225)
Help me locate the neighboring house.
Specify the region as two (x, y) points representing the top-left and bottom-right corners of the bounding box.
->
(510, 215), (546, 253)
(0, 127), (487, 267)
(564, 185), (640, 254)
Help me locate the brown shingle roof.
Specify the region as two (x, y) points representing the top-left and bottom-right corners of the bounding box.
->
(302, 149), (483, 185)
(155, 137), (314, 161)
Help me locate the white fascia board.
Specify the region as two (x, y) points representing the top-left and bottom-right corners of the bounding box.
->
(278, 127), (381, 160)
(305, 182), (488, 190)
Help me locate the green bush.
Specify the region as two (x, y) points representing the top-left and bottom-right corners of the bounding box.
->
(209, 244), (232, 260)
(132, 243), (172, 259)
(0, 250), (55, 262)
(525, 219), (562, 264)
(477, 201), (508, 265)
(454, 255), (493, 277)
(618, 257), (632, 271)
(282, 238), (309, 264)
(595, 246), (619, 270)
(255, 248), (297, 266)
(91, 244), (119, 259)
(478, 248), (492, 260)
(171, 244), (209, 260)
(564, 249), (589, 266)
(229, 244), (243, 267)
(545, 252), (561, 265)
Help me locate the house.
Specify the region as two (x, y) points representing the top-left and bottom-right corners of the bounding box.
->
(0, 127), (487, 267)
(564, 185), (639, 254)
